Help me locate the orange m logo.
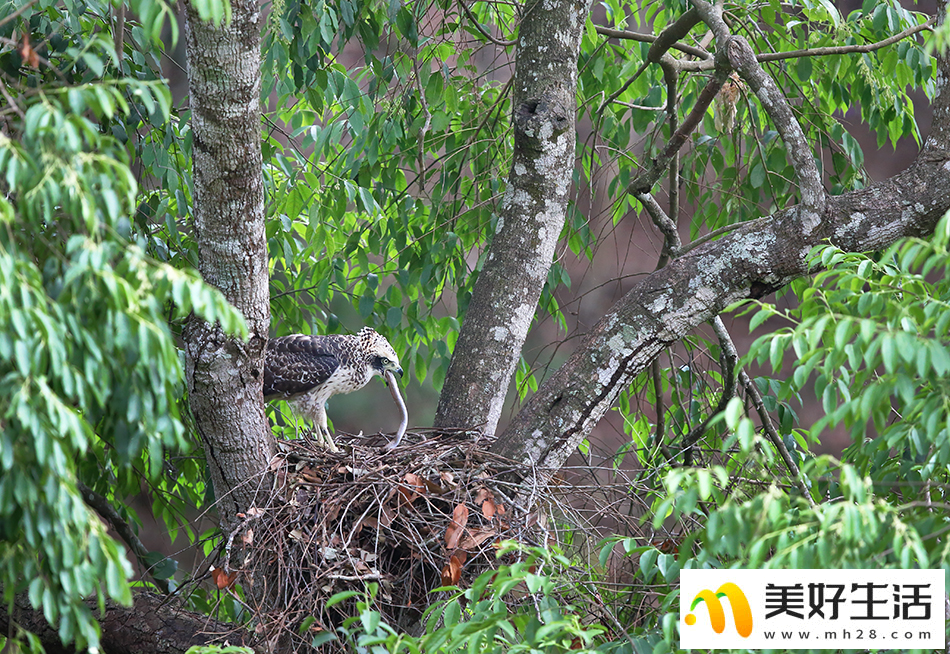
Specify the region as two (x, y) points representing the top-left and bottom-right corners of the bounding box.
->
(685, 582), (753, 637)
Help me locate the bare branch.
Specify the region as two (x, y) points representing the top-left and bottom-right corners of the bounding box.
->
(681, 317), (737, 464)
(595, 25), (711, 60)
(611, 16), (936, 73)
(459, 0), (517, 47)
(637, 192), (681, 259)
(690, 0), (826, 224)
(628, 66), (731, 195)
(0, 0), (39, 30)
(645, 7), (702, 64)
(598, 8), (707, 116)
(758, 16), (935, 62)
(738, 369), (816, 506)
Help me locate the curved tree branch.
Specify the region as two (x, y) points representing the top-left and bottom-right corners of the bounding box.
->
(594, 25), (711, 60)
(757, 16), (935, 62)
(690, 0), (825, 224)
(628, 64), (731, 195)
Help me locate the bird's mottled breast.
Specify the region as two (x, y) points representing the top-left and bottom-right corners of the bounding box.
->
(325, 353), (374, 393)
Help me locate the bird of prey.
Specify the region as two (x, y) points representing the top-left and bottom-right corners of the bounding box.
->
(263, 327), (403, 452)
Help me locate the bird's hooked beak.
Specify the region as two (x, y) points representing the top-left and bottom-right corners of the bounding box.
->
(383, 367), (403, 388)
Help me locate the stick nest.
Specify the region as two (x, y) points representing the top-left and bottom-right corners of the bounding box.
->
(226, 429), (545, 651)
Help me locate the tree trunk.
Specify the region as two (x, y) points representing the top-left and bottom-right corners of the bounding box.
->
(432, 0), (592, 437)
(182, 0), (274, 529)
(492, 4), (950, 471)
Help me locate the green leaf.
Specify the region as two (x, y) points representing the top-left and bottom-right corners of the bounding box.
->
(142, 551), (178, 580)
(358, 292), (375, 318)
(326, 590), (361, 608)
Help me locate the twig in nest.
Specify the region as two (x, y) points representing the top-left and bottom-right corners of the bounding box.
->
(382, 370), (408, 452)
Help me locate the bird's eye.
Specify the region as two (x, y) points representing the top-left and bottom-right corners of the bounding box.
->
(379, 357), (390, 366)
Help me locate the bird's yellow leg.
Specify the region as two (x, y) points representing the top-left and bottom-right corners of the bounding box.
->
(323, 428), (338, 452)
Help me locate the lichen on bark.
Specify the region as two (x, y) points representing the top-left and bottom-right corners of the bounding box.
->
(182, 0), (275, 529)
(434, 0), (593, 437)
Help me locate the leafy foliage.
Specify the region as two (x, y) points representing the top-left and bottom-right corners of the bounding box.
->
(259, 0), (518, 392)
(0, 0), (239, 647)
(598, 216), (950, 651)
(326, 545), (636, 654)
(0, 0), (945, 649)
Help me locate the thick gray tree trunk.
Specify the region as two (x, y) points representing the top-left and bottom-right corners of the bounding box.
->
(432, 0), (592, 437)
(492, 3), (950, 471)
(182, 0), (274, 529)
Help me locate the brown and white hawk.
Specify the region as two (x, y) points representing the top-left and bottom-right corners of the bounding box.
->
(263, 327), (403, 451)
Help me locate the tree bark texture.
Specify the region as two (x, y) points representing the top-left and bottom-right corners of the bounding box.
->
(433, 0), (592, 437)
(492, 3), (950, 472)
(182, 0), (274, 529)
(0, 590), (248, 654)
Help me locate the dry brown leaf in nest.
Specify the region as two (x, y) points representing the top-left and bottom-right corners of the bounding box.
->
(299, 469), (321, 483)
(458, 528), (496, 551)
(211, 567), (238, 590)
(474, 487), (503, 519)
(288, 528), (304, 542)
(397, 473), (425, 506)
(445, 503), (469, 549)
(445, 525), (460, 550)
(450, 503), (469, 529)
(241, 529), (254, 546)
(441, 554), (462, 586)
(440, 471), (456, 487)
(363, 515), (380, 530)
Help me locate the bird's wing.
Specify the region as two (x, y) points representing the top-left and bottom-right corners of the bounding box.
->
(263, 335), (341, 400)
